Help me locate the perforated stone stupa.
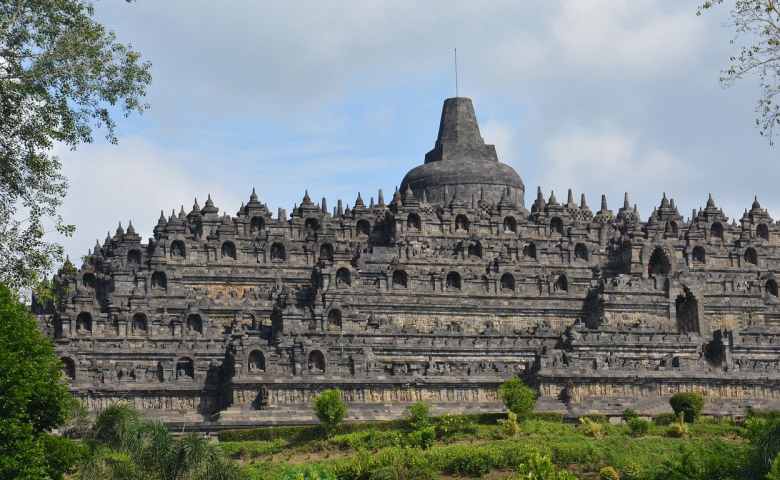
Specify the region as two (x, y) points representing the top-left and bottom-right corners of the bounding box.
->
(36, 97), (780, 426)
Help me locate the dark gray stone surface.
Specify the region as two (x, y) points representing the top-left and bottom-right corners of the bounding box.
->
(35, 97), (780, 425)
(401, 97), (524, 207)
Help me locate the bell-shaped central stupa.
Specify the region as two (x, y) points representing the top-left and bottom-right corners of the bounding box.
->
(400, 97), (524, 207)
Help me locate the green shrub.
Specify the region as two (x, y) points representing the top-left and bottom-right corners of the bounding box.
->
(498, 378), (537, 418)
(512, 451), (578, 480)
(652, 413), (676, 426)
(219, 439), (286, 459)
(369, 462), (434, 480)
(654, 440), (751, 480)
(620, 462), (642, 480)
(626, 418), (651, 437)
(498, 411), (521, 438)
(329, 449), (373, 480)
(622, 409), (639, 422)
(581, 414), (608, 424)
(218, 425), (317, 442)
(465, 413), (505, 425)
(369, 448), (435, 480)
(440, 447), (495, 476)
(768, 453), (780, 480)
(277, 464), (338, 480)
(40, 434), (85, 480)
(578, 417), (604, 438)
(669, 392), (704, 423)
(329, 429), (404, 451)
(599, 465), (620, 480)
(406, 401), (431, 431)
(547, 439), (601, 466)
(531, 412), (566, 423)
(313, 389), (348, 435)
(666, 414), (689, 438)
(744, 413), (780, 475)
(434, 414), (475, 439)
(406, 426), (436, 450)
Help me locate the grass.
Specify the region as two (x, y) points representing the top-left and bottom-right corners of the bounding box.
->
(216, 413), (750, 480)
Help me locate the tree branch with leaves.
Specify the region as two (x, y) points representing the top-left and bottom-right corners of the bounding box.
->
(699, 1), (780, 144)
(0, 0), (151, 291)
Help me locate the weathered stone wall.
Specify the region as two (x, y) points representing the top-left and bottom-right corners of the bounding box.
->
(35, 98), (780, 425)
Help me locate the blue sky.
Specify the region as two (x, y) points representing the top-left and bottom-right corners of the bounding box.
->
(54, 1), (778, 260)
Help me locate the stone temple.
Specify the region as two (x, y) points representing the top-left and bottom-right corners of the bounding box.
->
(36, 97), (780, 426)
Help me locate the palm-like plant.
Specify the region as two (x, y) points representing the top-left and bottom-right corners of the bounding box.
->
(78, 404), (243, 480)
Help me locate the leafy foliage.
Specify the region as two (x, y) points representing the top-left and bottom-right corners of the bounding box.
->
(0, 282), (80, 479)
(406, 426), (436, 450)
(767, 452), (780, 480)
(699, 0), (780, 144)
(40, 433), (87, 480)
(598, 466), (620, 480)
(313, 389), (348, 435)
(239, 411), (756, 480)
(405, 401), (431, 431)
(669, 392), (705, 423)
(621, 409), (639, 422)
(327, 430), (405, 451)
(626, 418), (651, 437)
(78, 404), (242, 480)
(653, 440), (751, 479)
(434, 414), (476, 439)
(666, 414), (690, 438)
(498, 411), (521, 438)
(652, 413), (677, 426)
(498, 377), (537, 418)
(90, 403), (140, 449)
(578, 417), (605, 438)
(743, 411), (780, 475)
(511, 451), (579, 480)
(0, 0), (151, 290)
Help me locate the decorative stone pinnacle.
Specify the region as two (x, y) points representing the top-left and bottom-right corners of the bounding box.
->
(707, 193), (716, 209)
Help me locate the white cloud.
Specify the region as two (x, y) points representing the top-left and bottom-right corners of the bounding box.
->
(551, 0), (705, 75)
(54, 139), (243, 260)
(540, 127), (686, 210)
(50, 0), (773, 241)
(481, 120), (517, 166)
(94, 1), (706, 119)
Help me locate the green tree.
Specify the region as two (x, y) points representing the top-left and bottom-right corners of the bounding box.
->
(498, 377), (537, 419)
(744, 412), (780, 476)
(313, 389), (347, 435)
(669, 392), (705, 423)
(699, 1), (780, 144)
(0, 282), (79, 479)
(406, 401), (431, 431)
(0, 0), (151, 290)
(768, 452), (780, 480)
